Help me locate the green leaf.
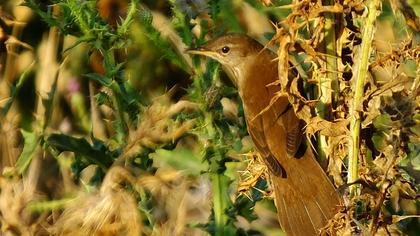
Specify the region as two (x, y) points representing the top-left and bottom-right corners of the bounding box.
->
(372, 132), (388, 151)
(229, 178), (266, 222)
(28, 197), (75, 212)
(373, 114), (393, 131)
(231, 194), (258, 222)
(95, 91), (112, 106)
(15, 130), (41, 174)
(85, 73), (113, 86)
(116, 0), (139, 36)
(63, 35), (96, 53)
(152, 148), (208, 175)
(208, 0), (221, 20)
(42, 71), (59, 131)
(46, 134), (114, 170)
(407, 143), (420, 171)
(106, 62), (125, 78)
(137, 7), (190, 72)
(410, 125), (420, 137)
(1, 62), (34, 117)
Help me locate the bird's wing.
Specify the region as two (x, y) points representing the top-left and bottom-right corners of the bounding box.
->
(247, 116), (285, 177)
(269, 97), (304, 157)
(246, 96), (340, 236)
(282, 105), (304, 157)
(261, 104), (340, 236)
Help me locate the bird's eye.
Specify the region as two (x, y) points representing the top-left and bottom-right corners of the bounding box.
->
(221, 46), (230, 54)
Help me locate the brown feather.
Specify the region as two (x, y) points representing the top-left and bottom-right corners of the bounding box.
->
(238, 35), (341, 235)
(188, 33), (341, 236)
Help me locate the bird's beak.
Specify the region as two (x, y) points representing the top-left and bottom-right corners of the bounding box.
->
(187, 46), (237, 87)
(186, 47), (219, 59)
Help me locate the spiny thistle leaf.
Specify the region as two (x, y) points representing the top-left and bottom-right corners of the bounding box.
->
(46, 133), (115, 170)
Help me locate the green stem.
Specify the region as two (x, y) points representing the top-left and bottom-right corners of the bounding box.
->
(67, 0), (91, 35)
(110, 81), (128, 144)
(203, 90), (229, 236)
(211, 173), (229, 236)
(117, 0), (139, 35)
(195, 63), (231, 235)
(348, 0), (380, 196)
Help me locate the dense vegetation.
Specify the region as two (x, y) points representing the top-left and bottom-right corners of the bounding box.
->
(0, 0), (419, 235)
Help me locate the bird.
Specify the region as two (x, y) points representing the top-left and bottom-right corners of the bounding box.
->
(188, 33), (341, 236)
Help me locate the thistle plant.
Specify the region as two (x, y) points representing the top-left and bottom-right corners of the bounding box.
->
(0, 0), (419, 235)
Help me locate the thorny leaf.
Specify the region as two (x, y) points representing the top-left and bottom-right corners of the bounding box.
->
(2, 0), (419, 235)
(271, 0), (420, 234)
(306, 117), (349, 138)
(393, 215), (420, 224)
(15, 130), (41, 174)
(274, 28), (292, 93)
(46, 134), (115, 170)
(237, 152), (269, 195)
(363, 76), (412, 128)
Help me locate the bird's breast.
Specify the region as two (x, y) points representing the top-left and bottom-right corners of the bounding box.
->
(238, 55), (278, 120)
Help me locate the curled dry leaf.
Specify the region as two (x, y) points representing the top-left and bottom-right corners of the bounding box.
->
(305, 117), (349, 138)
(274, 28), (293, 92)
(237, 151), (269, 197)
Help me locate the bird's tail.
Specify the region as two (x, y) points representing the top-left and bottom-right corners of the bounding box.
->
(272, 149), (341, 236)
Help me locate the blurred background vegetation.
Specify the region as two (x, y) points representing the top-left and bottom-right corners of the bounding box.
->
(0, 0), (419, 235)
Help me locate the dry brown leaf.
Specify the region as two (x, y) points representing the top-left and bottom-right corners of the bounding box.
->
(237, 152), (269, 195)
(274, 28), (293, 91)
(305, 116), (349, 137)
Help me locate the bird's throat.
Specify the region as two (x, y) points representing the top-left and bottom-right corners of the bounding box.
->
(221, 64), (240, 88)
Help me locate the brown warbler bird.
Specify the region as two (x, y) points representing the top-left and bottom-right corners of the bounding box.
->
(188, 33), (341, 236)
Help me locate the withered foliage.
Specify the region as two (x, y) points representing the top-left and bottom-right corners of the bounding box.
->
(0, 92), (204, 235)
(0, 0), (418, 235)
(118, 93), (199, 163)
(263, 0), (419, 235)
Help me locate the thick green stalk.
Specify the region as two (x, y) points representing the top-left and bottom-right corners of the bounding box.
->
(202, 79), (230, 236)
(348, 0), (380, 196)
(192, 62), (232, 235)
(102, 51), (128, 144)
(109, 80), (128, 144)
(211, 172), (230, 236)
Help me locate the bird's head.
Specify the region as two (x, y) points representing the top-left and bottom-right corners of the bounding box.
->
(187, 33), (265, 87)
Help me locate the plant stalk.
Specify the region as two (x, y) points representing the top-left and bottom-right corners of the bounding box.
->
(348, 0), (380, 196)
(211, 172), (229, 236)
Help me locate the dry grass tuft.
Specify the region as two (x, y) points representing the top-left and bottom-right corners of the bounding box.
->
(118, 93), (199, 163)
(237, 152), (270, 198)
(0, 165), (47, 235)
(48, 167), (141, 236)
